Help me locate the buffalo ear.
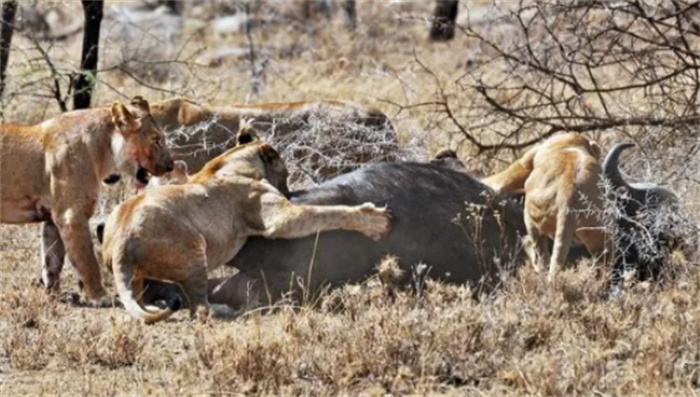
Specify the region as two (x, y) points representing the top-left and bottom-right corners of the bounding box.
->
(111, 101), (138, 136)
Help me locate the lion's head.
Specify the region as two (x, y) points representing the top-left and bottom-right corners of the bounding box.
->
(236, 119), (290, 197)
(110, 96), (174, 186)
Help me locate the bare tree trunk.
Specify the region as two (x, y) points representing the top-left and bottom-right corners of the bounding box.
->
(72, 0), (103, 110)
(430, 0), (458, 42)
(345, 0), (356, 30)
(245, 4), (261, 95)
(0, 0), (17, 100)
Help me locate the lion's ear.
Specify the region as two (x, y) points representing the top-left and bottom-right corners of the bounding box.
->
(130, 96), (151, 114)
(111, 101), (138, 136)
(236, 120), (259, 146)
(236, 129), (257, 145)
(172, 160), (189, 181)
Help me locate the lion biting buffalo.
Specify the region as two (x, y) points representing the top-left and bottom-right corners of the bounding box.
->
(480, 133), (691, 292)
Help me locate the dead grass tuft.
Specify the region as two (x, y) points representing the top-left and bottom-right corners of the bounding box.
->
(2, 231), (698, 395)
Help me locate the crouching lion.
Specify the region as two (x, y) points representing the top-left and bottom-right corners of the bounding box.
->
(100, 129), (391, 324)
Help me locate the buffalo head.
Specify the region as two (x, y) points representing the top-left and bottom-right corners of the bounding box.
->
(603, 142), (695, 293)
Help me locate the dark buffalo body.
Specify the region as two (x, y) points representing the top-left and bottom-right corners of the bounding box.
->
(141, 162), (528, 309)
(232, 162), (526, 295)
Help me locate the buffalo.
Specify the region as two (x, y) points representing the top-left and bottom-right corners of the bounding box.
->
(603, 142), (692, 293)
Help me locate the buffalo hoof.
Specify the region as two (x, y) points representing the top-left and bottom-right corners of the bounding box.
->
(210, 304), (237, 320)
(166, 295), (182, 312)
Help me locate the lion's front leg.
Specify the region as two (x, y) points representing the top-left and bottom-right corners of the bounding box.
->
(256, 193), (391, 241)
(54, 209), (108, 303)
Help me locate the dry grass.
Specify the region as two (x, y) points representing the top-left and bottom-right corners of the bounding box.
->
(2, 1), (700, 396)
(1, 224), (699, 396)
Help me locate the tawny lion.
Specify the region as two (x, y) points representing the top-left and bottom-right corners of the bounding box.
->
(0, 97), (174, 304)
(100, 128), (391, 324)
(481, 133), (612, 282)
(147, 97), (397, 177)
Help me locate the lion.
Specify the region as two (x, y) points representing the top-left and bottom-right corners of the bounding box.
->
(146, 97), (399, 182)
(100, 127), (391, 324)
(481, 133), (612, 282)
(0, 97), (174, 305)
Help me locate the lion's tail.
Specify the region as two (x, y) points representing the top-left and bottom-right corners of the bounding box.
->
(481, 146), (537, 195)
(112, 245), (176, 325)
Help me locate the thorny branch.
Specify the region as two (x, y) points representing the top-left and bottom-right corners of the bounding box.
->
(402, 0), (700, 153)
(2, 6), (216, 114)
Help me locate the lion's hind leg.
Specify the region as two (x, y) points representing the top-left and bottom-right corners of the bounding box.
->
(176, 256), (210, 322)
(548, 208), (576, 283)
(41, 220), (65, 293)
(524, 212), (550, 274)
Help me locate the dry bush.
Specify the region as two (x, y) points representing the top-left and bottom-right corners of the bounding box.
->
(163, 104), (420, 187)
(261, 108), (416, 186)
(403, 1), (700, 206)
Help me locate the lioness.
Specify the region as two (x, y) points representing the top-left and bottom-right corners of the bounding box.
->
(101, 128), (391, 324)
(147, 97), (399, 182)
(481, 133), (612, 282)
(0, 97), (174, 304)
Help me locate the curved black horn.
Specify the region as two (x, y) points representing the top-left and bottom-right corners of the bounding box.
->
(603, 142), (635, 189)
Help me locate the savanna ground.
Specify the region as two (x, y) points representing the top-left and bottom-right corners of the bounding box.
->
(1, 1), (699, 395)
